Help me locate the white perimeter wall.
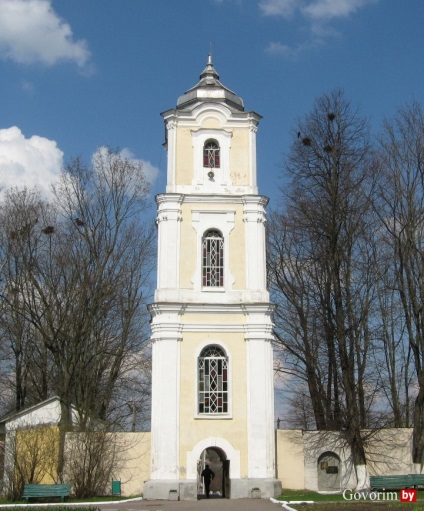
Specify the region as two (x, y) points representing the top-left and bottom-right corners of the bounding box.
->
(276, 428), (414, 491)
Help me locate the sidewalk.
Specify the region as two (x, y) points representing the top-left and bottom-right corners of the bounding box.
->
(97, 496), (280, 511)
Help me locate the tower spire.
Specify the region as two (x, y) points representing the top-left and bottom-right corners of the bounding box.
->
(176, 54), (244, 111)
(200, 52), (219, 80)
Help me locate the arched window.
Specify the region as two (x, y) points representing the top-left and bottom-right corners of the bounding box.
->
(202, 229), (224, 287)
(198, 345), (228, 414)
(203, 140), (220, 168)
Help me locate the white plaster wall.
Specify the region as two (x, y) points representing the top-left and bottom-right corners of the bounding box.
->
(100, 432), (151, 497)
(276, 430), (305, 490)
(162, 104), (261, 196)
(276, 429), (416, 492)
(365, 428), (413, 476)
(5, 398), (64, 431)
(303, 431), (356, 491)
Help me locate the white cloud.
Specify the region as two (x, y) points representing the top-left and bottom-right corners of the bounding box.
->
(259, 0), (298, 17)
(0, 127), (63, 196)
(139, 159), (160, 187)
(265, 41), (299, 57)
(260, 0), (376, 20)
(96, 147), (159, 188)
(266, 38), (326, 58)
(0, 0), (90, 67)
(21, 80), (35, 94)
(302, 0), (372, 20)
(120, 148), (159, 187)
(261, 0), (378, 58)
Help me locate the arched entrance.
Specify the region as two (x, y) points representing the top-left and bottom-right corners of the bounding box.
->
(317, 451), (341, 491)
(197, 447), (230, 499)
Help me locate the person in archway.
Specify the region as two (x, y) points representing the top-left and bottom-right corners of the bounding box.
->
(201, 464), (215, 498)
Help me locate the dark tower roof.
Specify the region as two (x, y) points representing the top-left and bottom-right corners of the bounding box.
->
(176, 54), (244, 112)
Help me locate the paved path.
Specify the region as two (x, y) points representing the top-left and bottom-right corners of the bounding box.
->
(97, 497), (281, 511)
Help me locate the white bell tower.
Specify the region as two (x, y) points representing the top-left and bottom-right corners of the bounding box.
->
(144, 56), (281, 500)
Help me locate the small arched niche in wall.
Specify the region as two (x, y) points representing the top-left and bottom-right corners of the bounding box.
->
(317, 451), (341, 491)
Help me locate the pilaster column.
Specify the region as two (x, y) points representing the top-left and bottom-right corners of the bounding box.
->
(243, 196), (268, 292)
(149, 304), (183, 479)
(244, 305), (275, 479)
(156, 194), (183, 291)
(165, 120), (177, 192)
(248, 120), (258, 189)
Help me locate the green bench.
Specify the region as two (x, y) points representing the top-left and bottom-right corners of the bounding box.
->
(23, 483), (71, 502)
(410, 474), (424, 487)
(370, 474), (424, 490)
(370, 475), (413, 490)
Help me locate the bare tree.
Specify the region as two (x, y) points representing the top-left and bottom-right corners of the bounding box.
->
(3, 425), (59, 501)
(376, 102), (424, 472)
(269, 89), (378, 488)
(0, 148), (155, 478)
(372, 250), (415, 428)
(0, 189), (55, 413)
(65, 431), (116, 498)
(48, 148), (155, 431)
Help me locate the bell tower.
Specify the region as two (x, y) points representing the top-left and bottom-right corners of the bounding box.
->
(144, 56), (281, 500)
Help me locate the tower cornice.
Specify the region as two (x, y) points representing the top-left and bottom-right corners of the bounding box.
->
(161, 106), (262, 124)
(155, 193), (269, 205)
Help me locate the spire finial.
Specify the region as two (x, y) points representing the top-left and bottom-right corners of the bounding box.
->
(200, 48), (219, 81)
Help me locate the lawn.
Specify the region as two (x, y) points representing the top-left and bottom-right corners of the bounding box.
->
(0, 496), (141, 506)
(278, 489), (424, 510)
(292, 504), (424, 511)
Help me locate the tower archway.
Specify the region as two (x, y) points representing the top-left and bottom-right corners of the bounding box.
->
(197, 447), (229, 499)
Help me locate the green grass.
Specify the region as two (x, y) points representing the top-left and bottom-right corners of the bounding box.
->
(294, 501), (424, 511)
(0, 496), (141, 506)
(278, 488), (424, 506)
(293, 505), (424, 511)
(278, 489), (346, 501)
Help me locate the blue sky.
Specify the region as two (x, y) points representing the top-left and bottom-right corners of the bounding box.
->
(0, 0), (423, 207)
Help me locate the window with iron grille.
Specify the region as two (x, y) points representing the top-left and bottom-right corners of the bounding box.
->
(198, 345), (228, 414)
(203, 140), (220, 168)
(202, 229), (224, 287)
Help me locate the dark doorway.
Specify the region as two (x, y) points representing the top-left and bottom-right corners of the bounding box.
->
(197, 447), (230, 499)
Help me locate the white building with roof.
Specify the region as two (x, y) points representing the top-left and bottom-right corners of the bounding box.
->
(143, 56), (281, 500)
